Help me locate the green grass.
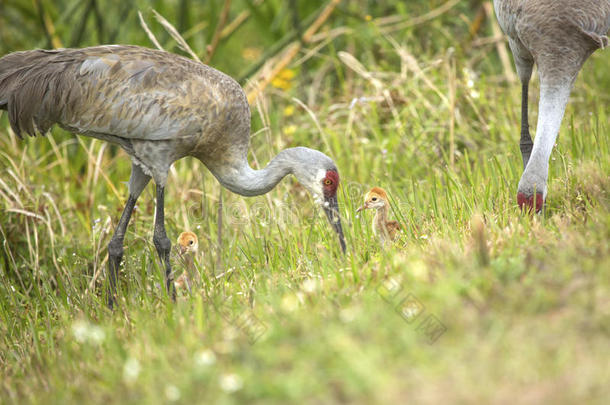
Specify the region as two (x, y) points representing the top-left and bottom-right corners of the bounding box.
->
(1, 1), (610, 404)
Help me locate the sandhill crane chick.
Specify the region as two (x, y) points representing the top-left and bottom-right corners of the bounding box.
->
(178, 231), (199, 255)
(356, 187), (401, 243)
(174, 231), (199, 292)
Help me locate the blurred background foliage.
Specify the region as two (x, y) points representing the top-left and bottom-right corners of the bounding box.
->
(1, 0), (490, 89)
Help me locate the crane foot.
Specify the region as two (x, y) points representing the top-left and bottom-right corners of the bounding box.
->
(517, 192), (544, 213)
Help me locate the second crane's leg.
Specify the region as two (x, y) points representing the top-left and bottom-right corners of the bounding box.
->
(507, 37), (534, 170)
(107, 164), (150, 309)
(153, 185), (176, 301)
(520, 82), (533, 169)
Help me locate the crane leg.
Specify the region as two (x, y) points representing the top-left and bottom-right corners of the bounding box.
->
(107, 195), (139, 309)
(518, 81), (573, 211)
(106, 164), (150, 309)
(153, 185), (176, 302)
(519, 82), (533, 169)
(506, 36), (534, 170)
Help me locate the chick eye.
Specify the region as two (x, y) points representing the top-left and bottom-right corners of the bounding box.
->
(372, 197), (377, 201)
(189, 240), (194, 245)
(324, 179), (333, 185)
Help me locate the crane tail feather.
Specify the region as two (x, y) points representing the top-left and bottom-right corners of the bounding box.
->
(582, 31), (609, 49)
(0, 49), (68, 138)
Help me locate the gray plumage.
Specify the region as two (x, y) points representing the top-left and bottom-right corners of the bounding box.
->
(0, 45), (346, 307)
(493, 0), (610, 212)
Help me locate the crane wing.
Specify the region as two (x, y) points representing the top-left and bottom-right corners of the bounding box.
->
(0, 46), (232, 141)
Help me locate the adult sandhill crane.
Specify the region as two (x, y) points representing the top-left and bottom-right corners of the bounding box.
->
(0, 45), (346, 308)
(493, 0), (610, 212)
(356, 187), (402, 243)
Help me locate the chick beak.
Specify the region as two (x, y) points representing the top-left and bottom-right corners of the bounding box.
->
(179, 245), (187, 255)
(355, 202), (369, 213)
(323, 194), (346, 253)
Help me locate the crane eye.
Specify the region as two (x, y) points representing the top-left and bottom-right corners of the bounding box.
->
(371, 197), (377, 201)
(189, 240), (194, 245)
(324, 179), (333, 185)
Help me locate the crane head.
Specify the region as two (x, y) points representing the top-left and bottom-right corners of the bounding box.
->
(177, 231), (199, 255)
(356, 187), (388, 212)
(291, 148), (346, 253)
(320, 168), (347, 253)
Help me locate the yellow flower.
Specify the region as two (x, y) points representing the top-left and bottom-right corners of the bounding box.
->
(365, 15), (372, 22)
(271, 77), (291, 90)
(282, 125), (297, 135)
(283, 105), (295, 117)
(278, 68), (295, 80)
(271, 68), (296, 90)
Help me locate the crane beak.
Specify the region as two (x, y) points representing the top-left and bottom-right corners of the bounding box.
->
(323, 194), (346, 253)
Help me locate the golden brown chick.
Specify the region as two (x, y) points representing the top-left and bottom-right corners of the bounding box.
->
(356, 187), (401, 243)
(174, 231), (199, 292)
(177, 231), (199, 255)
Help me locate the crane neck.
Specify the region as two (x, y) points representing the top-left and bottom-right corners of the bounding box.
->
(206, 148), (298, 197)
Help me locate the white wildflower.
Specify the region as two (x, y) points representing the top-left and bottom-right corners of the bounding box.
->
(280, 294), (300, 312)
(88, 325), (106, 345)
(301, 278), (318, 294)
(72, 320), (88, 343)
(123, 357), (141, 383)
(165, 385), (181, 402)
(339, 307), (357, 323)
(219, 373), (243, 393)
(194, 349), (216, 367)
(71, 319), (105, 345)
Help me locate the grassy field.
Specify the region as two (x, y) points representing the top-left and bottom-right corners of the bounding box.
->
(1, 1), (609, 403)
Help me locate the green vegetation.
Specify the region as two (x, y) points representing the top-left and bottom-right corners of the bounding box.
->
(1, 0), (609, 403)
